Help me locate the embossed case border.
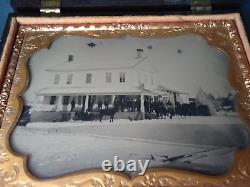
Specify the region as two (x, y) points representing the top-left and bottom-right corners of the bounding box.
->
(1, 14), (250, 187)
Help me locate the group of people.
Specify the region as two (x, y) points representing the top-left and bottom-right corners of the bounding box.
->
(113, 96), (174, 114)
(144, 98), (173, 114)
(113, 97), (141, 112)
(86, 97), (142, 112)
(70, 95), (175, 115)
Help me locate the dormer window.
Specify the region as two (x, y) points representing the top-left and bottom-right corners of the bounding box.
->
(68, 55), (74, 62)
(136, 48), (144, 59)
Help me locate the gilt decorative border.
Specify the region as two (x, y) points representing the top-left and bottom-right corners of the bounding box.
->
(0, 14), (250, 187)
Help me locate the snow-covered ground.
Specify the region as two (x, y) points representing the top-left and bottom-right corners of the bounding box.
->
(10, 116), (249, 178)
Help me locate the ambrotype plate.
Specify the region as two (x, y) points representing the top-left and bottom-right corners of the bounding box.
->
(0, 14), (250, 186)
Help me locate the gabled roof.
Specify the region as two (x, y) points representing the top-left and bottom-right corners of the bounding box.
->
(158, 85), (189, 95)
(46, 56), (156, 73)
(134, 58), (158, 74)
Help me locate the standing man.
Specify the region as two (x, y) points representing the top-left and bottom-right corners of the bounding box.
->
(71, 98), (75, 111)
(98, 100), (103, 109)
(88, 97), (94, 111)
(114, 97), (119, 111)
(104, 99), (109, 109)
(136, 97), (141, 112)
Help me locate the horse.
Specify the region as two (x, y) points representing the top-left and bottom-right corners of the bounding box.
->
(99, 107), (117, 122)
(75, 108), (99, 121)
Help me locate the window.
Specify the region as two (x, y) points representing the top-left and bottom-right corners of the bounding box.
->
(50, 96), (57, 105)
(54, 74), (60, 84)
(120, 72), (126, 83)
(63, 96), (70, 105)
(86, 73), (92, 84)
(68, 55), (74, 62)
(66, 74), (73, 84)
(78, 96), (82, 105)
(106, 72), (111, 83)
(43, 96), (50, 104)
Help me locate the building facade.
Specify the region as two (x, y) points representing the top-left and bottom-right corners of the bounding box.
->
(34, 52), (186, 115)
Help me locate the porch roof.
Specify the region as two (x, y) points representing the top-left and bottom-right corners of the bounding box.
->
(35, 85), (184, 97)
(36, 86), (150, 96)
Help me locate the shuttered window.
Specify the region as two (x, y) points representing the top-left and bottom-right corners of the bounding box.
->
(120, 72), (125, 83)
(54, 74), (60, 84)
(86, 73), (92, 84)
(66, 74), (73, 84)
(106, 72), (111, 83)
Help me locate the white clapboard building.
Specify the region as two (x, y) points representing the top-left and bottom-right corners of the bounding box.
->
(34, 49), (187, 114)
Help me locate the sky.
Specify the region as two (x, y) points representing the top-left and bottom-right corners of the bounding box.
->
(24, 34), (234, 103)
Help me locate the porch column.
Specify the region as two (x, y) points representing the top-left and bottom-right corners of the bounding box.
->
(112, 95), (115, 105)
(173, 92), (177, 108)
(67, 96), (72, 111)
(56, 95), (63, 112)
(140, 94), (145, 113)
(75, 96), (79, 108)
(79, 96), (83, 109)
(84, 95), (89, 112)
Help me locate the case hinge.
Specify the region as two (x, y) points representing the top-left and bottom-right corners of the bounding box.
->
(40, 0), (61, 15)
(191, 0), (212, 14)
